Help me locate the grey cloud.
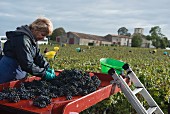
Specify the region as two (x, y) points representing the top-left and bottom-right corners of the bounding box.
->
(0, 0), (169, 39)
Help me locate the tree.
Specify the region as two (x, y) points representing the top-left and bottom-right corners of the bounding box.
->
(146, 35), (152, 40)
(118, 27), (128, 35)
(50, 27), (66, 41)
(160, 37), (168, 49)
(148, 26), (168, 49)
(126, 33), (131, 37)
(131, 34), (142, 47)
(117, 27), (131, 36)
(149, 26), (161, 36)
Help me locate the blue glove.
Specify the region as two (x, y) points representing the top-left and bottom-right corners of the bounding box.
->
(44, 71), (56, 80)
(47, 68), (55, 74)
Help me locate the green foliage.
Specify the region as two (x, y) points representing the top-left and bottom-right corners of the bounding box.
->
(50, 27), (66, 41)
(40, 45), (169, 114)
(149, 26), (162, 36)
(146, 35), (152, 40)
(148, 26), (169, 49)
(131, 34), (142, 47)
(118, 27), (128, 35)
(117, 27), (131, 36)
(152, 38), (161, 48)
(160, 37), (169, 49)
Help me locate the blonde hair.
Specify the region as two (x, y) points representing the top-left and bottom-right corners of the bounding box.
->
(29, 17), (53, 35)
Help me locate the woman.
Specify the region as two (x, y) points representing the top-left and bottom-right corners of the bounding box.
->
(0, 17), (56, 84)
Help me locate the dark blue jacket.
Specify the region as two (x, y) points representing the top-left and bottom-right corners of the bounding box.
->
(3, 25), (49, 77)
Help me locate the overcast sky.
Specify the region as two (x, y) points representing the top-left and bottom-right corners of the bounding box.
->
(0, 0), (170, 39)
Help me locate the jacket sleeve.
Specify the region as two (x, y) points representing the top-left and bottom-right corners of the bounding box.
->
(34, 48), (50, 69)
(13, 35), (47, 77)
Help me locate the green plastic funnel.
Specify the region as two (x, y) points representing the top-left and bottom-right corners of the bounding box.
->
(100, 58), (125, 74)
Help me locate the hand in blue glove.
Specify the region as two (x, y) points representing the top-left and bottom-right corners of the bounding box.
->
(44, 70), (56, 80)
(47, 68), (55, 74)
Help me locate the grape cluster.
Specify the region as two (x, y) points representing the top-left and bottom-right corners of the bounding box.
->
(49, 69), (101, 97)
(0, 69), (101, 108)
(0, 83), (34, 102)
(33, 95), (51, 108)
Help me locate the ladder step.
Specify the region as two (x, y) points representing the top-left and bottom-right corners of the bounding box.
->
(132, 87), (143, 95)
(147, 107), (157, 114)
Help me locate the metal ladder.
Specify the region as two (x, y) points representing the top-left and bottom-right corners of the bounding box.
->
(108, 63), (164, 114)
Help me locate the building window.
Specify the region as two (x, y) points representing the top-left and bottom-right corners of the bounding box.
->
(112, 42), (116, 44)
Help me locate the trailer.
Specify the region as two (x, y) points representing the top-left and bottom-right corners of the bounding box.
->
(0, 71), (130, 114)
